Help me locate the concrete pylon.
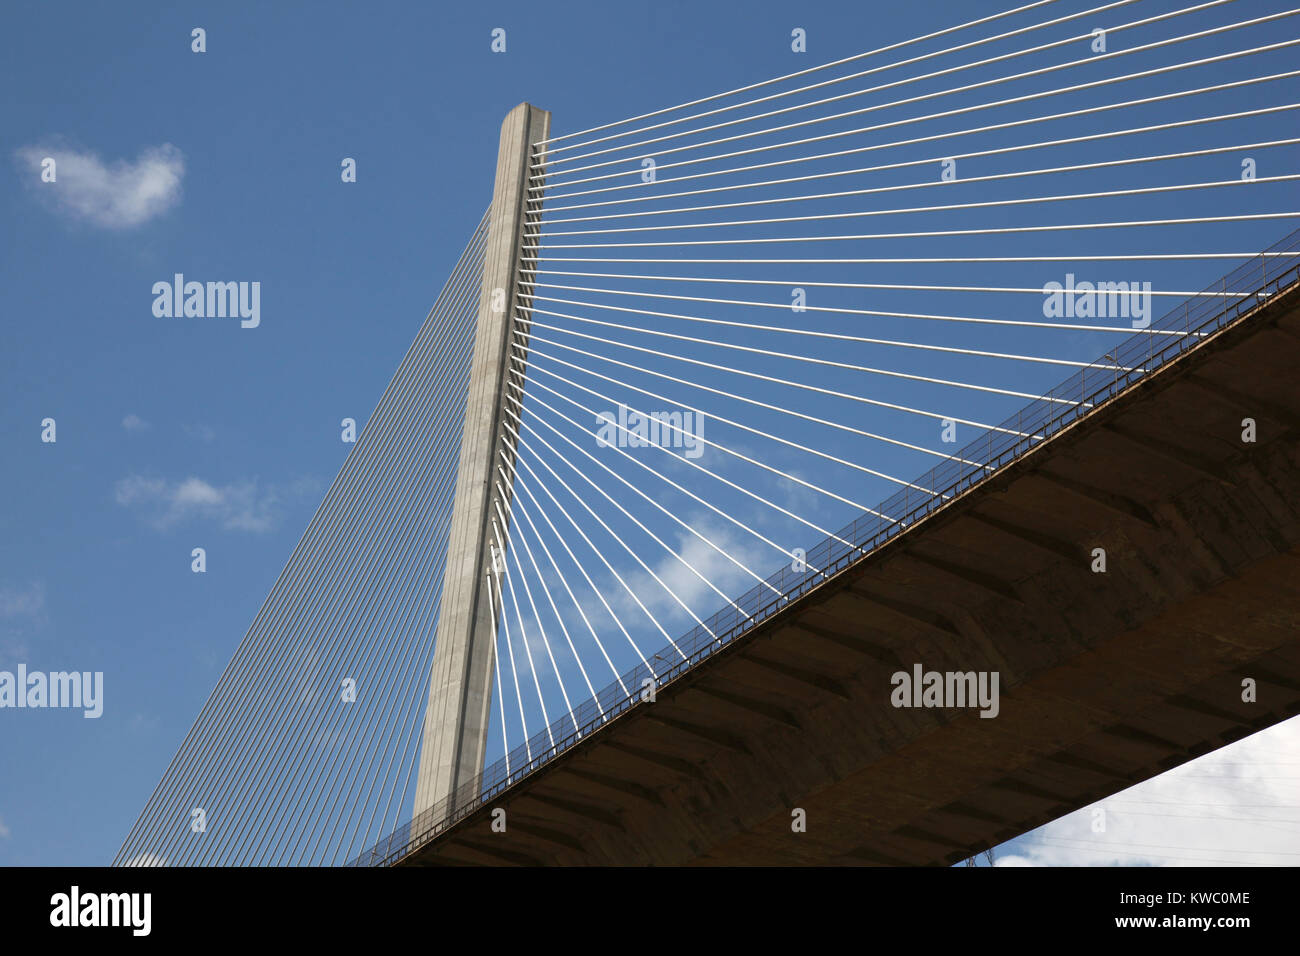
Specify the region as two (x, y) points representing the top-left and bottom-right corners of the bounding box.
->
(413, 102), (550, 818)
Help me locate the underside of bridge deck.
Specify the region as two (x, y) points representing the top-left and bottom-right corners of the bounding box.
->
(400, 285), (1300, 866)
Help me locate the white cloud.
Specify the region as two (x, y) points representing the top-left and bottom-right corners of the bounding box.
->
(0, 582), (45, 620)
(0, 815), (9, 839)
(114, 474), (307, 533)
(121, 413), (150, 432)
(995, 715), (1300, 866)
(172, 477), (224, 508)
(15, 143), (184, 228)
(0, 582), (46, 660)
(641, 519), (766, 620)
(539, 511), (771, 674)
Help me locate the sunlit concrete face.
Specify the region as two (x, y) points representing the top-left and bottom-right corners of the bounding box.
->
(401, 283), (1300, 866)
(414, 103), (551, 819)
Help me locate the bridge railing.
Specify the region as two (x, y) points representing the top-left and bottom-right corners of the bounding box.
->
(349, 227), (1300, 867)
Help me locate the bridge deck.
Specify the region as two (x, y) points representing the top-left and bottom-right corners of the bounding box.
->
(392, 278), (1300, 866)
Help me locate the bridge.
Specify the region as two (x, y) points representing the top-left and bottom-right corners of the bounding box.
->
(116, 0), (1300, 867)
(385, 266), (1300, 866)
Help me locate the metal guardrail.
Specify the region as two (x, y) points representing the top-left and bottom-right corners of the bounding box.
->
(349, 228), (1300, 867)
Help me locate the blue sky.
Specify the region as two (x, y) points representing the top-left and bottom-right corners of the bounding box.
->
(3, 0), (1299, 866)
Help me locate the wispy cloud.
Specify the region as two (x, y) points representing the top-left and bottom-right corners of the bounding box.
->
(0, 581), (47, 660)
(501, 512), (769, 689)
(121, 413), (151, 433)
(0, 815), (10, 840)
(183, 424), (216, 443)
(996, 715), (1300, 866)
(14, 142), (184, 228)
(598, 514), (769, 637)
(114, 475), (318, 533)
(0, 582), (45, 620)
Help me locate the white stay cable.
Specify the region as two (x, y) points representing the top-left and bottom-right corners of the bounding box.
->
(530, 190), (1300, 243)
(503, 419), (687, 662)
(528, 301), (1133, 372)
(537, 139), (1300, 224)
(523, 337), (946, 495)
(522, 268), (1253, 301)
(497, 465), (623, 704)
(505, 391), (737, 630)
(533, 51), (1300, 193)
(509, 350), (822, 579)
(512, 356), (883, 550)
(503, 447), (656, 680)
(514, 342), (901, 519)
(495, 494), (581, 737)
(543, 0), (1221, 167)
(491, 515), (557, 751)
(488, 535), (535, 764)
(535, 0), (1064, 146)
(539, 102), (1300, 211)
(539, 15), (1300, 182)
(485, 570), (514, 780)
(522, 284), (1191, 336)
(520, 323), (990, 467)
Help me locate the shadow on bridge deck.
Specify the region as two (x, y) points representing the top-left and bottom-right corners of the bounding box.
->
(395, 272), (1300, 867)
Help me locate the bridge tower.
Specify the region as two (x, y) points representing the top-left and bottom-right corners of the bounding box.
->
(413, 102), (550, 818)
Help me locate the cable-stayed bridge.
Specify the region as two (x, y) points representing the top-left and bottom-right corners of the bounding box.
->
(117, 0), (1300, 867)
